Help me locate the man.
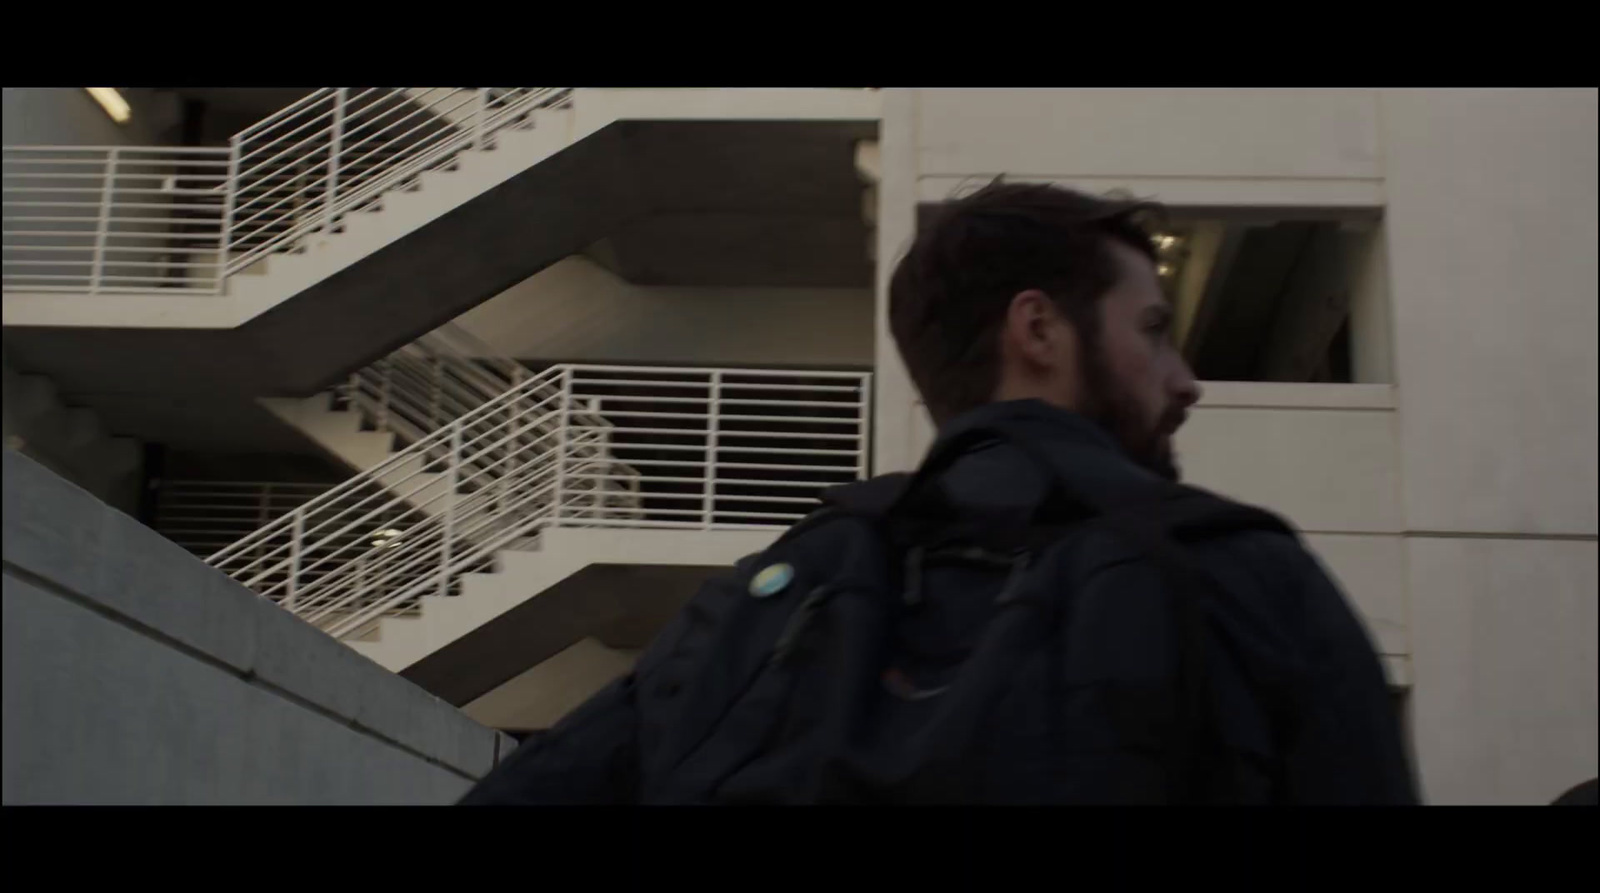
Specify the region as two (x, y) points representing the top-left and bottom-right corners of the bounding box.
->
(461, 180), (1419, 805)
(1552, 778), (1597, 806)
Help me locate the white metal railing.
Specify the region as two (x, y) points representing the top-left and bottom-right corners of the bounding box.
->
(224, 87), (573, 275)
(2, 146), (232, 293)
(2, 88), (572, 294)
(154, 480), (336, 558)
(339, 322), (625, 505)
(207, 364), (871, 641)
(344, 321), (537, 446)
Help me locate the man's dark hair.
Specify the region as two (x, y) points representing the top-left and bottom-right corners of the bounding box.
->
(889, 178), (1163, 425)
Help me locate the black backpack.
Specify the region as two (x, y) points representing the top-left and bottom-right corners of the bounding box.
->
(628, 419), (1298, 804)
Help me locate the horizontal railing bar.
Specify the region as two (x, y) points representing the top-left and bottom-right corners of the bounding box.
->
(3, 283), (218, 293)
(49, 232), (222, 241)
(718, 414), (862, 425)
(580, 507), (707, 517)
(710, 494), (822, 505)
(714, 446), (860, 456)
(29, 273), (212, 283)
(5, 259), (220, 269)
(4, 215), (215, 224)
(569, 364), (867, 379)
(5, 245), (216, 254)
(714, 430), (862, 441)
(564, 473), (705, 484)
(571, 438), (707, 451)
(718, 398), (866, 408)
(578, 394), (709, 406)
(715, 462), (860, 472)
(3, 172), (121, 179)
(3, 187), (224, 196)
(589, 457), (707, 468)
(2, 145), (233, 155)
(550, 518), (791, 532)
(5, 201), (222, 210)
(163, 481), (337, 488)
(94, 216), (222, 225)
(568, 378), (711, 390)
(582, 409), (710, 421)
(575, 381), (866, 394)
(713, 478), (837, 489)
(598, 492), (705, 502)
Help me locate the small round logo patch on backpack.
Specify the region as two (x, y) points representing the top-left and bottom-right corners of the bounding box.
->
(749, 562), (795, 598)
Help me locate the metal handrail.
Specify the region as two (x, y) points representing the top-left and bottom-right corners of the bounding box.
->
(208, 361), (871, 640)
(2, 145), (233, 294)
(222, 87), (571, 276)
(4, 89), (573, 294)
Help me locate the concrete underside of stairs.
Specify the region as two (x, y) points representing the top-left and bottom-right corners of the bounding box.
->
(400, 561), (720, 707)
(2, 119), (877, 455)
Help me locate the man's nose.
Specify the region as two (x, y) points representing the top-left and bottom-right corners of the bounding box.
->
(1173, 362), (1202, 409)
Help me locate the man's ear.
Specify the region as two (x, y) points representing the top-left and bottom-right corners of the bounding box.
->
(1001, 289), (1074, 371)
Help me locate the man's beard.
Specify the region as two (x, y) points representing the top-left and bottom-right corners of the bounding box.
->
(1077, 345), (1184, 481)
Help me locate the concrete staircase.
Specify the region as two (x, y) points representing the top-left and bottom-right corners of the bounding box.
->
(348, 526), (778, 673)
(257, 391), (470, 525)
(1, 361), (140, 507)
(257, 380), (778, 676)
(225, 107), (576, 324)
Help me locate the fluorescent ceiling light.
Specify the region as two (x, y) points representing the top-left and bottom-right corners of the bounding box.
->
(85, 88), (131, 124)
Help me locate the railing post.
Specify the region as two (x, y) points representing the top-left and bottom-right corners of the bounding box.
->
(218, 139), (241, 289)
(378, 359), (391, 433)
(286, 510), (303, 612)
(430, 357), (443, 432)
(703, 371), (721, 529)
(323, 88), (346, 236)
(501, 365), (523, 516)
(440, 422), (461, 599)
(551, 367), (573, 525)
(88, 148), (118, 295)
(857, 372), (872, 480)
(473, 88), (487, 150)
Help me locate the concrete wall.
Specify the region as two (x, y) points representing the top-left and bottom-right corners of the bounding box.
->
(2, 88), (175, 147)
(2, 448), (517, 804)
(1377, 88), (1598, 805)
(454, 256), (873, 368)
(875, 88), (1599, 804)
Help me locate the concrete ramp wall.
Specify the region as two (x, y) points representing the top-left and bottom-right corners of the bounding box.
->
(1, 448), (516, 804)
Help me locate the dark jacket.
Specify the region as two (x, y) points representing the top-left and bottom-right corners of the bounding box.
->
(461, 399), (1419, 805)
